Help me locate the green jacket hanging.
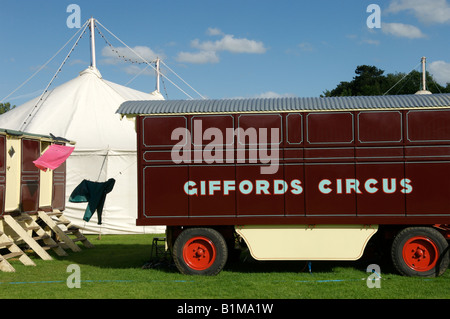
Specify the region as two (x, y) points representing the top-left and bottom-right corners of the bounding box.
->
(69, 178), (116, 225)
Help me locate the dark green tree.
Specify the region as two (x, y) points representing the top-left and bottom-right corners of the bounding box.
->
(0, 102), (15, 114)
(322, 65), (450, 97)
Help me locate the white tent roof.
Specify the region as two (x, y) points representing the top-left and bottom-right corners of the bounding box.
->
(0, 67), (163, 151)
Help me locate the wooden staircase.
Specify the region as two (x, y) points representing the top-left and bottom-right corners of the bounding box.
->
(0, 210), (93, 272)
(0, 229), (36, 272)
(37, 210), (94, 250)
(3, 214), (56, 260)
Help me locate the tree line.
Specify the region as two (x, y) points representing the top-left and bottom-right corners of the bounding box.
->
(322, 65), (450, 97)
(0, 102), (15, 114)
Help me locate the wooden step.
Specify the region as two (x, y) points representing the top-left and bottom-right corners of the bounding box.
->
(24, 225), (41, 231)
(0, 240), (14, 248)
(32, 234), (50, 241)
(55, 220), (71, 226)
(64, 227), (80, 234)
(42, 244), (60, 250)
(46, 211), (63, 217)
(2, 251), (24, 260)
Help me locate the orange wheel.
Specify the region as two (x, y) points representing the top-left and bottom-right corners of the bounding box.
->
(182, 236), (217, 271)
(392, 227), (449, 277)
(402, 236), (439, 272)
(173, 228), (228, 275)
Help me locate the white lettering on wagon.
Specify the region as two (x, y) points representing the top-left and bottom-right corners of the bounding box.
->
(184, 179), (303, 196)
(183, 178), (412, 196)
(318, 178), (413, 195)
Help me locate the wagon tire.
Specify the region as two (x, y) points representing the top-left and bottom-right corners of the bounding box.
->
(173, 228), (228, 276)
(391, 227), (449, 277)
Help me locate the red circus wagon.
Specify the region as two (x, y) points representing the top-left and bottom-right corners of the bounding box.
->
(117, 93), (450, 277)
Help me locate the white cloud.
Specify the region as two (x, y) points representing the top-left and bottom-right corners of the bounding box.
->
(191, 34), (267, 54)
(381, 22), (426, 38)
(69, 59), (88, 66)
(387, 0), (450, 24)
(429, 61), (450, 85)
(232, 91), (297, 99)
(101, 45), (163, 64)
(176, 50), (220, 64)
(122, 64), (155, 76)
(176, 28), (267, 64)
(207, 27), (224, 36)
(254, 91), (297, 99)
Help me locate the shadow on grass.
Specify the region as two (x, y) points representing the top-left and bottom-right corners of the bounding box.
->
(55, 240), (398, 277)
(53, 243), (159, 269)
(223, 247), (398, 276)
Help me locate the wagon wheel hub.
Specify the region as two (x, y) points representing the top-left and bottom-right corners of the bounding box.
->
(413, 247), (425, 259)
(194, 247), (205, 258)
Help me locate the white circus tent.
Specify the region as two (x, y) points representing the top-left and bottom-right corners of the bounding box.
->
(0, 65), (165, 234)
(0, 18), (193, 234)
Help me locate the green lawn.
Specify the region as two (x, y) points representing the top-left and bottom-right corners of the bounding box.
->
(1, 234), (449, 299)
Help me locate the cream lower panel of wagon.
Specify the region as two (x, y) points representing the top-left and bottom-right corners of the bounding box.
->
(235, 224), (378, 261)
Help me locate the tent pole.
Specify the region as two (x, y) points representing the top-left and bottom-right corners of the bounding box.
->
(90, 17), (97, 69)
(156, 57), (160, 93)
(421, 56), (426, 91)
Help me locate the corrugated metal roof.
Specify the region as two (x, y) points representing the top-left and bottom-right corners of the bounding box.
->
(0, 128), (75, 144)
(116, 93), (450, 116)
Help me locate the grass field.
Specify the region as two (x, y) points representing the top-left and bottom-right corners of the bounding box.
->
(1, 233), (449, 300)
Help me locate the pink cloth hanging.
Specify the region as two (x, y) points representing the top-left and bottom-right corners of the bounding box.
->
(33, 144), (74, 171)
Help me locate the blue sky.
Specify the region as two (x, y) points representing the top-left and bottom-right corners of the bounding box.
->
(1, 0), (450, 106)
